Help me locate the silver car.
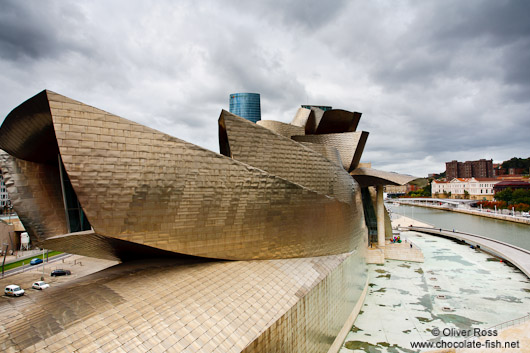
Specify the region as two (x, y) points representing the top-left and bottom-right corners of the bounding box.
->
(32, 281), (50, 290)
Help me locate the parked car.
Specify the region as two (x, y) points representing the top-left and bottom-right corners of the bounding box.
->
(32, 281), (50, 290)
(522, 211), (530, 218)
(4, 285), (25, 297)
(50, 269), (71, 277)
(30, 258), (43, 265)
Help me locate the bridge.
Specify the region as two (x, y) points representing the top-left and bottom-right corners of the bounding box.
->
(390, 198), (477, 208)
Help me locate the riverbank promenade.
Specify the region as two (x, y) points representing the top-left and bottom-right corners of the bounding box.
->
(394, 198), (530, 225)
(407, 226), (530, 278)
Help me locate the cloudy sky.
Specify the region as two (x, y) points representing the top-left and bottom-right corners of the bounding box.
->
(0, 0), (528, 177)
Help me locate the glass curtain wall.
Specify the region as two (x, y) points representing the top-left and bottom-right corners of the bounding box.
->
(58, 156), (91, 233)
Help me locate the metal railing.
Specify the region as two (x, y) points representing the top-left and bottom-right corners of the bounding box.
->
(394, 199), (530, 221)
(456, 314), (530, 352)
(408, 226), (530, 256)
(489, 313), (530, 331)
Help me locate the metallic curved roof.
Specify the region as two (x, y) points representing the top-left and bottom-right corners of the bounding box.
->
(350, 167), (418, 187)
(0, 91), (367, 261)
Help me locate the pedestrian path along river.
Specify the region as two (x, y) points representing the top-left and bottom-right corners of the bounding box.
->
(390, 204), (530, 251)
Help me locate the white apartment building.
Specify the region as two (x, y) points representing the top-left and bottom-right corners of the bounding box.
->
(432, 177), (498, 200)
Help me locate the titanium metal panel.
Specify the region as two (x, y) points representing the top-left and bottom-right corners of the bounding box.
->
(298, 142), (343, 168)
(290, 107), (324, 135)
(351, 167), (418, 187)
(0, 250), (367, 353)
(256, 120), (304, 138)
(290, 107), (313, 128)
(0, 90), (371, 353)
(0, 91), (367, 261)
(0, 151), (68, 244)
(292, 131), (369, 172)
(220, 110), (357, 204)
(315, 110), (362, 134)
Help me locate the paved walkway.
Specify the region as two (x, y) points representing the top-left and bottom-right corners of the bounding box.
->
(395, 200), (530, 225)
(408, 226), (530, 278)
(459, 320), (530, 353)
(392, 215), (433, 228)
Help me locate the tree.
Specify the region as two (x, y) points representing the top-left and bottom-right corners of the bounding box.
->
(501, 157), (530, 174)
(512, 189), (530, 205)
(495, 188), (513, 202)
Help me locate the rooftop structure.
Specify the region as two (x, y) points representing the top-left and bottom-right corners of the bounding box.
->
(493, 179), (530, 193)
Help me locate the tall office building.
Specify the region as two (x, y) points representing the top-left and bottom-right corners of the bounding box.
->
(229, 93), (261, 123)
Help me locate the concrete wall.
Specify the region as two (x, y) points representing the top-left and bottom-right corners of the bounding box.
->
(0, 220), (18, 252)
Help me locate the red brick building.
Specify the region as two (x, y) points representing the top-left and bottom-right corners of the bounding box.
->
(445, 159), (494, 179)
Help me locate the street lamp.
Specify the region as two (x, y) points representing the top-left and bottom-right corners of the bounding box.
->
(41, 247), (45, 281)
(1, 243), (8, 278)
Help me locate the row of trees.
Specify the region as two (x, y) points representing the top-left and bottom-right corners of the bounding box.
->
(477, 188), (530, 212)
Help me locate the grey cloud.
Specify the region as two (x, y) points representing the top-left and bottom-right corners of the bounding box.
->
(225, 0), (349, 31)
(0, 1), (529, 177)
(0, 1), (89, 61)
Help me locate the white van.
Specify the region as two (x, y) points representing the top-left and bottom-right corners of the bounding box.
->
(5, 285), (25, 297)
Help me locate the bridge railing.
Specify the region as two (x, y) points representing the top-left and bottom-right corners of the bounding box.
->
(406, 226), (530, 256)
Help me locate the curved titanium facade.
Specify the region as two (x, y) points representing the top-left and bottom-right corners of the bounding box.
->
(229, 93), (261, 123)
(351, 167), (418, 187)
(292, 132), (369, 172)
(0, 90), (368, 262)
(0, 251), (367, 353)
(0, 90), (373, 353)
(255, 120), (304, 138)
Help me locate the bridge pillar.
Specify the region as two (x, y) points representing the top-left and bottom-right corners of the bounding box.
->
(376, 184), (385, 249)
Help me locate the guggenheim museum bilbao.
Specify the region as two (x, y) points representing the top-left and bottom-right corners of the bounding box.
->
(0, 90), (409, 352)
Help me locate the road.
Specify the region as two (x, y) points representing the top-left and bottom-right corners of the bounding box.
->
(1, 253), (72, 278)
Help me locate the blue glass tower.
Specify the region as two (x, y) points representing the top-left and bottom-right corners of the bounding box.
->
(229, 93), (261, 123)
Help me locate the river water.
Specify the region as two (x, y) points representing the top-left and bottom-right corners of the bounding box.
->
(390, 204), (530, 251)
